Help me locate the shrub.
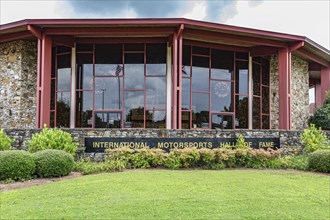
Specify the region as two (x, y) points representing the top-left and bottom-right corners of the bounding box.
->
(0, 150), (35, 181)
(73, 159), (126, 175)
(34, 149), (74, 178)
(28, 126), (78, 155)
(0, 129), (13, 151)
(308, 150), (330, 173)
(300, 124), (329, 152)
(309, 92), (330, 130)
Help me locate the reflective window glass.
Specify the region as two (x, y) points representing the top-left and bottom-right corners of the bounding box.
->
(182, 45), (191, 76)
(56, 91), (71, 127)
(192, 93), (209, 128)
(146, 77), (166, 109)
(94, 77), (122, 110)
(124, 91), (144, 128)
(182, 111), (190, 129)
(262, 116), (270, 129)
(146, 111), (166, 128)
(95, 44), (122, 76)
(95, 112), (121, 128)
(57, 68), (71, 91)
(235, 96), (248, 129)
(253, 63), (261, 96)
(235, 61), (248, 94)
(262, 58), (270, 86)
(192, 66), (209, 91)
(146, 43), (166, 75)
(211, 49), (234, 80)
(76, 91), (93, 127)
(211, 81), (233, 112)
(262, 87), (269, 113)
(253, 97), (261, 129)
(76, 54), (93, 90)
(212, 114), (233, 129)
(182, 78), (190, 110)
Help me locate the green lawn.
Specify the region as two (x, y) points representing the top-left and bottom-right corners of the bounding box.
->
(1, 170), (329, 220)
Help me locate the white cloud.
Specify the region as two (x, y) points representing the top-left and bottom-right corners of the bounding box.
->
(182, 2), (207, 21)
(224, 0), (330, 49)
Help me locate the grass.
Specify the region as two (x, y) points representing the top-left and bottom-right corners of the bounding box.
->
(1, 170), (329, 219)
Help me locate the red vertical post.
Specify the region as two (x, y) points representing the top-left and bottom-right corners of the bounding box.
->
(278, 48), (291, 130)
(172, 33), (178, 129)
(39, 34), (52, 127)
(315, 84), (322, 108)
(320, 66), (330, 104)
(177, 34), (183, 129)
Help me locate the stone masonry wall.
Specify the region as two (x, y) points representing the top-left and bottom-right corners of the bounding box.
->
(270, 55), (279, 129)
(269, 55), (310, 130)
(290, 56), (309, 129)
(0, 40), (37, 129)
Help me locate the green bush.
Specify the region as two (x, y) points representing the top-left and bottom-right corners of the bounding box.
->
(308, 150), (330, 173)
(34, 149), (74, 178)
(73, 159), (126, 175)
(300, 124), (329, 152)
(0, 129), (13, 151)
(106, 147), (165, 169)
(0, 150), (35, 181)
(28, 126), (78, 155)
(309, 92), (330, 130)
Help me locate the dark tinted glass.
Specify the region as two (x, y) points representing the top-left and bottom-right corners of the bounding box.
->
(95, 44), (123, 76)
(76, 91), (93, 127)
(262, 86), (269, 113)
(182, 45), (191, 76)
(262, 58), (270, 86)
(56, 91), (70, 127)
(76, 44), (93, 52)
(181, 111), (190, 129)
(125, 44), (144, 51)
(57, 46), (71, 54)
(262, 116), (270, 129)
(192, 46), (209, 55)
(253, 63), (261, 96)
(235, 52), (248, 60)
(146, 111), (166, 128)
(211, 49), (234, 80)
(252, 97), (261, 129)
(76, 54), (93, 90)
(235, 95), (248, 129)
(57, 54), (71, 69)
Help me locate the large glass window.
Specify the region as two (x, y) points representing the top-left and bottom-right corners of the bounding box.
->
(73, 43), (167, 128)
(50, 46), (71, 128)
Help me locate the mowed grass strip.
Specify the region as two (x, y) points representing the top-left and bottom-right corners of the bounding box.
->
(1, 170), (329, 220)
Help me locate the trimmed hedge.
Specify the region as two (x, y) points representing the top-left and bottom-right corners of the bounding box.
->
(34, 149), (74, 178)
(0, 150), (35, 181)
(308, 150), (330, 173)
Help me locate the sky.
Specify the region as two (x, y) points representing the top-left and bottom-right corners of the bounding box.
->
(0, 0), (329, 50)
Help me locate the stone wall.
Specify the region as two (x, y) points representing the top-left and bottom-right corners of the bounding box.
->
(4, 129), (330, 155)
(269, 55), (310, 130)
(290, 56), (309, 129)
(0, 40), (37, 129)
(270, 55), (279, 129)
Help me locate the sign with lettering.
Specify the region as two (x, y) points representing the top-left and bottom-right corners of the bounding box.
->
(84, 137), (280, 153)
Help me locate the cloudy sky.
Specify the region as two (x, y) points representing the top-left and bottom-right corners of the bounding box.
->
(1, 0), (329, 49)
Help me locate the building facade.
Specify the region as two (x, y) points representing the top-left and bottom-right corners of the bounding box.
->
(0, 19), (329, 130)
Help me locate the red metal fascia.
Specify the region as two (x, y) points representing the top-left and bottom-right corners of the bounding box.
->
(288, 41), (304, 52)
(76, 37), (167, 44)
(0, 31), (33, 43)
(177, 24), (184, 38)
(43, 27), (176, 36)
(249, 46), (278, 57)
(294, 48), (330, 68)
(184, 29), (288, 48)
(177, 33), (183, 129)
(27, 25), (41, 39)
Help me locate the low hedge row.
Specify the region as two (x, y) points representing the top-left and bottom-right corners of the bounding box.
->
(308, 150), (330, 173)
(0, 149), (74, 181)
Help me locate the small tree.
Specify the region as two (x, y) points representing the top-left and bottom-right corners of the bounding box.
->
(300, 124), (329, 152)
(309, 91), (330, 130)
